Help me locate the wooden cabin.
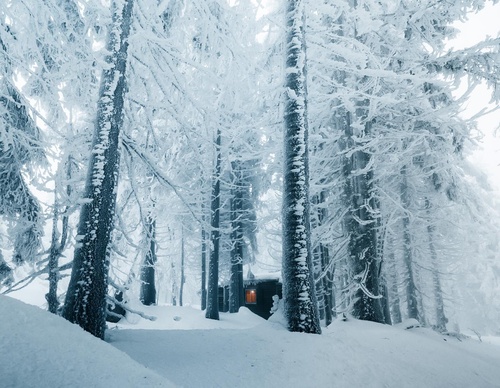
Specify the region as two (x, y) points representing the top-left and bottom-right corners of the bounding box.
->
(218, 278), (282, 319)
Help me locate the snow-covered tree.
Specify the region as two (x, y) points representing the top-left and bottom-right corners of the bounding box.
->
(62, 0), (134, 339)
(282, 0), (321, 334)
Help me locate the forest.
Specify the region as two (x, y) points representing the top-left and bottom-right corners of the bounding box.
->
(1, 0), (500, 347)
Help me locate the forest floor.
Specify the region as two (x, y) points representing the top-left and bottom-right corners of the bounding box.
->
(2, 294), (500, 388)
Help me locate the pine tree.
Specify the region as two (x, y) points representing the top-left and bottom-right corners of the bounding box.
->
(205, 129), (222, 321)
(140, 214), (157, 306)
(62, 0), (134, 339)
(0, 33), (43, 265)
(282, 0), (321, 334)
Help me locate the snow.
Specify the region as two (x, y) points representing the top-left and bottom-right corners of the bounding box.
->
(0, 295), (171, 388)
(3, 294), (500, 388)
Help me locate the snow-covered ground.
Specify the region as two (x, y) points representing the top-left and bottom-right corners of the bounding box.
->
(2, 295), (500, 388)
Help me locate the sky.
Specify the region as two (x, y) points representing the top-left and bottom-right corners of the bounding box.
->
(450, 3), (500, 191)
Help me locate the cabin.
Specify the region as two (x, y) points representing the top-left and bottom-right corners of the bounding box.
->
(218, 277), (282, 320)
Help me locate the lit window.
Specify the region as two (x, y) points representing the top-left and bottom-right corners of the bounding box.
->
(245, 289), (257, 304)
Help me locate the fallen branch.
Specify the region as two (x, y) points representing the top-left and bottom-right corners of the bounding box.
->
(106, 295), (157, 322)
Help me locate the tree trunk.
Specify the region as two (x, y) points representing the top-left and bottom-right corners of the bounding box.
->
(0, 252), (13, 287)
(206, 129), (221, 320)
(322, 244), (335, 325)
(171, 258), (177, 306)
(229, 161), (244, 313)
(381, 283), (392, 325)
(46, 157), (72, 313)
(179, 226), (185, 307)
(62, 0), (134, 339)
(387, 235), (402, 324)
(140, 215), (157, 306)
(425, 199), (447, 332)
(400, 165), (419, 321)
(282, 0), (321, 334)
(319, 190), (335, 325)
(311, 194), (326, 321)
(341, 114), (384, 323)
(201, 207), (207, 310)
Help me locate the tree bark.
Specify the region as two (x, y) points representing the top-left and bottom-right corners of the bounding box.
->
(62, 0), (134, 339)
(46, 160), (71, 314)
(140, 215), (157, 306)
(341, 112), (384, 323)
(282, 0), (321, 334)
(229, 161), (244, 313)
(206, 129), (221, 320)
(201, 207), (207, 311)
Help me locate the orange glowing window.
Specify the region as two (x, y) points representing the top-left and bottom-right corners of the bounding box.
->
(245, 289), (257, 304)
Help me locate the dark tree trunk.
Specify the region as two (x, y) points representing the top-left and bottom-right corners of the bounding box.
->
(229, 161), (244, 313)
(179, 227), (185, 307)
(206, 129), (221, 320)
(201, 207), (207, 311)
(320, 243), (335, 325)
(312, 195), (326, 322)
(0, 254), (13, 287)
(381, 283), (392, 325)
(342, 116), (384, 323)
(46, 163), (71, 314)
(62, 0), (134, 339)
(140, 216), (157, 306)
(319, 190), (335, 325)
(312, 190), (335, 325)
(282, 0), (321, 334)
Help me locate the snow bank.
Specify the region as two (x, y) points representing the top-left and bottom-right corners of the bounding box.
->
(111, 307), (500, 388)
(112, 302), (265, 330)
(3, 293), (500, 388)
(0, 295), (173, 388)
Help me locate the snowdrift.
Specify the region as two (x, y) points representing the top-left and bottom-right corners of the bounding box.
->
(111, 304), (500, 388)
(0, 295), (173, 388)
(2, 294), (500, 388)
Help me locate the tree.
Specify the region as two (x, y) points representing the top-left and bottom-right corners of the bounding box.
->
(205, 129), (222, 321)
(201, 204), (208, 310)
(282, 0), (321, 334)
(306, 1), (386, 323)
(140, 214), (157, 306)
(0, 32), (43, 266)
(0, 0), (95, 301)
(62, 0), (134, 339)
(46, 156), (74, 313)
